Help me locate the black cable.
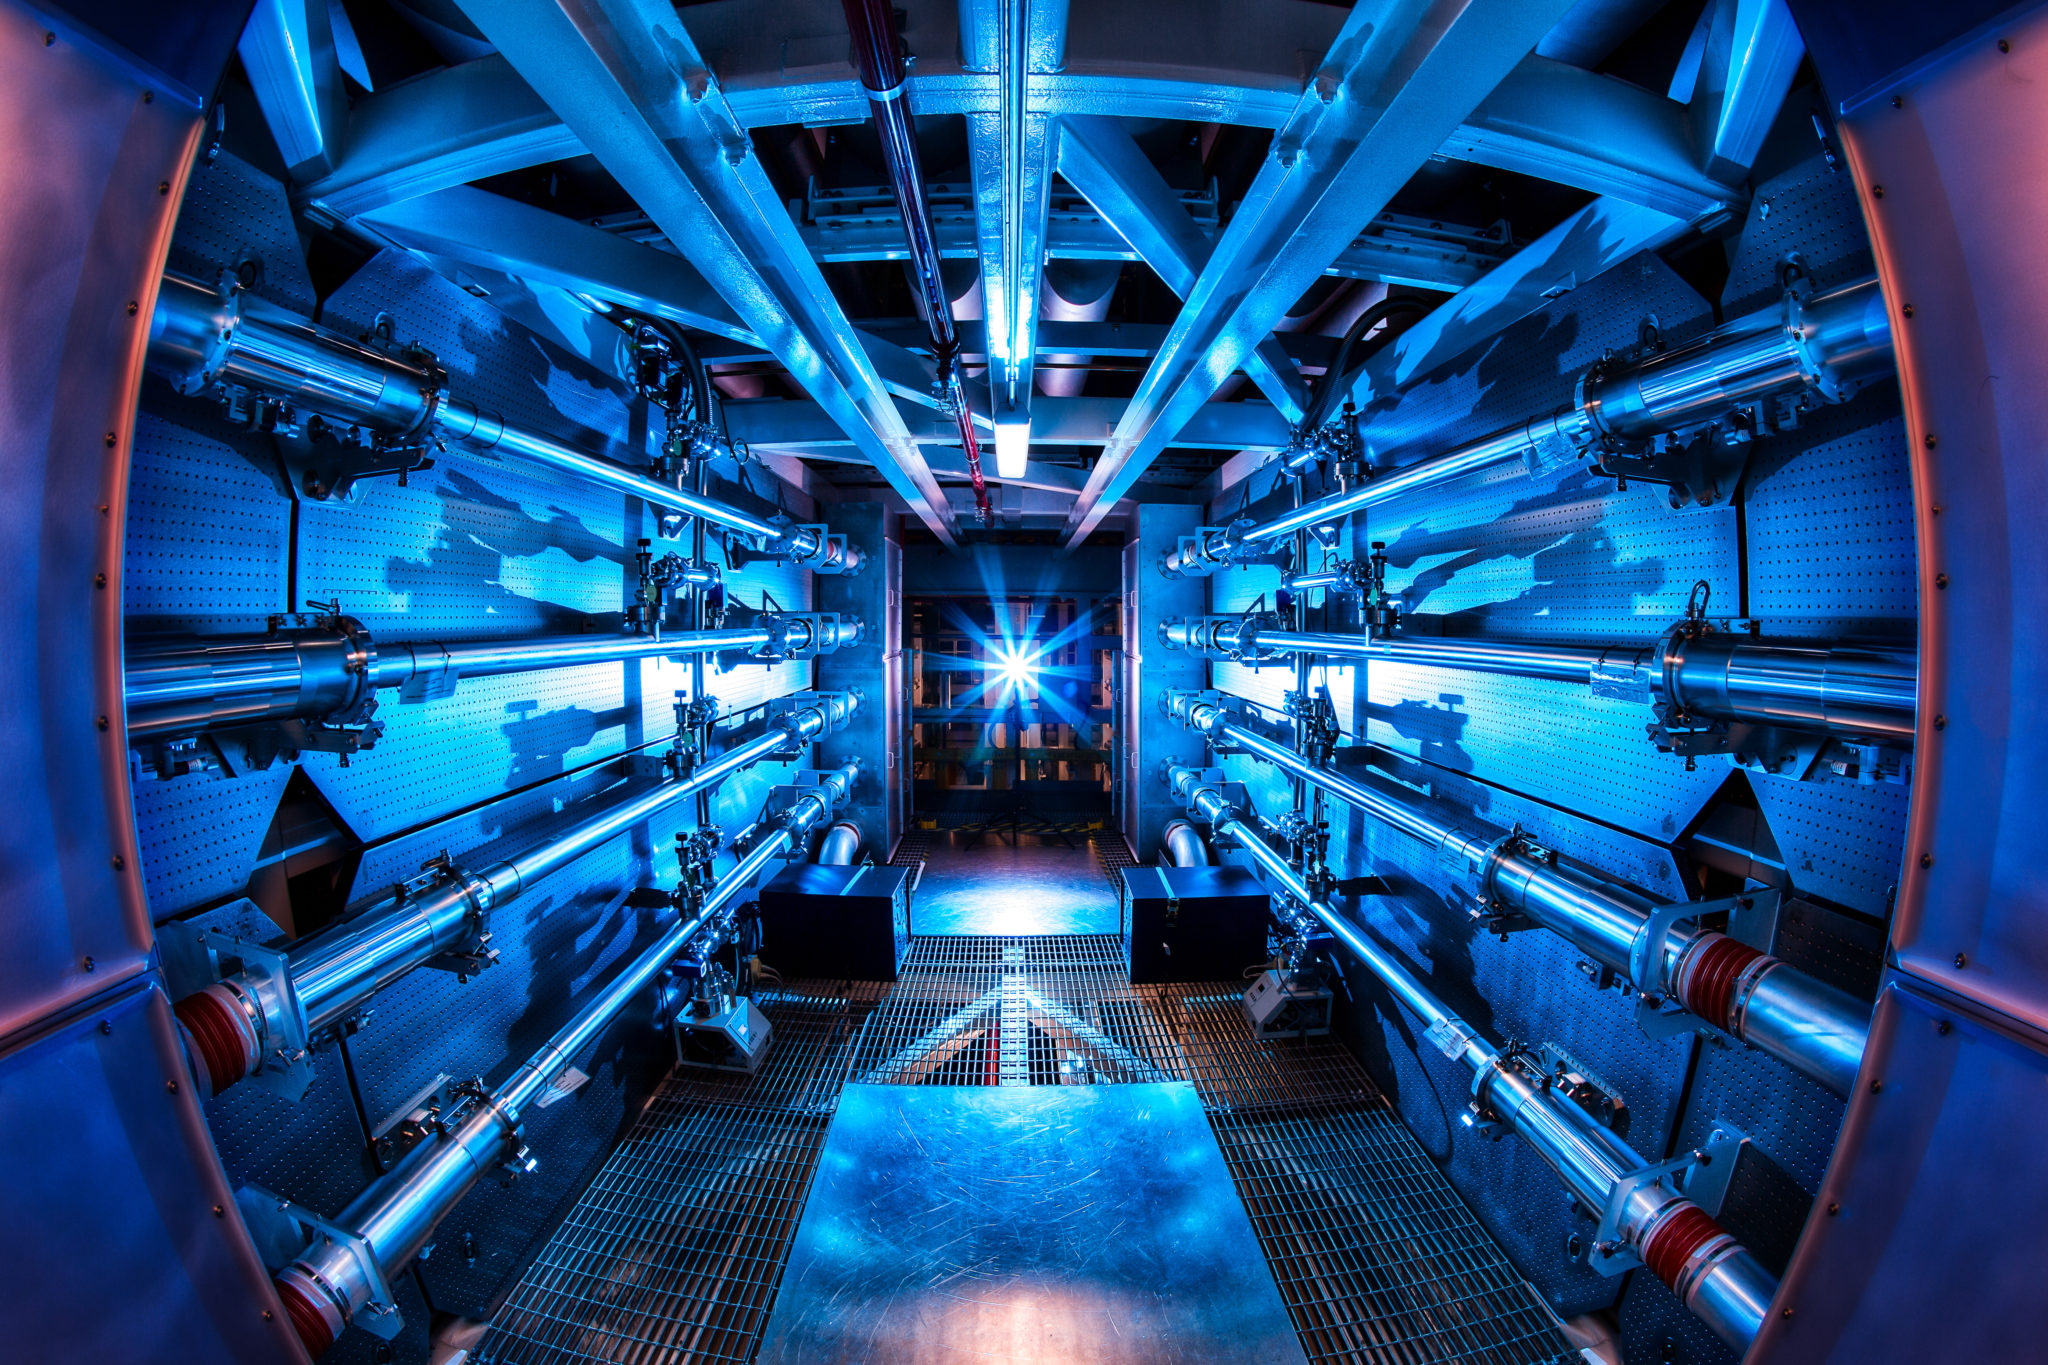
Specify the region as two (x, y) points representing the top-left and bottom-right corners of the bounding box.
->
(1300, 296), (1429, 433)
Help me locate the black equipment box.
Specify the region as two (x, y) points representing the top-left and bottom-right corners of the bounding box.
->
(1120, 864), (1273, 984)
(756, 863), (912, 982)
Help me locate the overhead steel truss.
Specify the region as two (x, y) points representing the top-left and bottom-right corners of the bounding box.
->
(238, 0), (1803, 530)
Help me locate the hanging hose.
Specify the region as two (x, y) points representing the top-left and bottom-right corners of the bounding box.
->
(841, 0), (992, 522)
(1298, 295), (1429, 434)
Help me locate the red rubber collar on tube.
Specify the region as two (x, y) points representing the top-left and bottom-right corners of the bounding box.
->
(1642, 1204), (1725, 1290)
(174, 989), (252, 1095)
(1678, 935), (1766, 1030)
(277, 1277), (336, 1358)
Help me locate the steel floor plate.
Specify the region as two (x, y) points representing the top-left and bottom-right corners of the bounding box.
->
(755, 1082), (1308, 1364)
(477, 935), (1571, 1365)
(910, 833), (1122, 935)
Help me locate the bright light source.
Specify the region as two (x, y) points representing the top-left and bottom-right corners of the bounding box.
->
(993, 417), (1031, 479)
(987, 647), (1040, 692)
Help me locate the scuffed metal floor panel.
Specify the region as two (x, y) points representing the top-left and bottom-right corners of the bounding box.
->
(478, 937), (1570, 1365)
(910, 833), (1122, 935)
(756, 1082), (1307, 1364)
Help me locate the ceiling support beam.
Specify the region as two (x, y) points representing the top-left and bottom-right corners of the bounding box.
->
(298, 55), (577, 222)
(453, 0), (957, 542)
(1448, 56), (1749, 220)
(1058, 115), (1308, 422)
(360, 186), (757, 343)
(960, 0), (1067, 454)
(301, 48), (1748, 252)
(1344, 195), (1689, 411)
(1687, 0), (1806, 182)
(1060, 0), (1579, 544)
(238, 0), (350, 182)
(724, 395), (1290, 453)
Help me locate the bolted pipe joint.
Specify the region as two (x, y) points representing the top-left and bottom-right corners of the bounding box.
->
(754, 612), (865, 661)
(746, 760), (863, 860)
(174, 983), (263, 1097)
(1157, 615), (1271, 661)
(265, 812), (846, 1357)
(125, 612), (381, 744)
(765, 687), (865, 753)
(1577, 276), (1893, 446)
(1474, 1052), (1778, 1353)
(1161, 687), (1229, 734)
(169, 858), (498, 1099)
(758, 515), (867, 575)
(1158, 519), (1287, 579)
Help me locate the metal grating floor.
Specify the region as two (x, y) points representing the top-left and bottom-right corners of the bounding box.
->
(477, 936), (1572, 1365)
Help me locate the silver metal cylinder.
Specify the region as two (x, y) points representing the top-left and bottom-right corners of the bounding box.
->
(1582, 278), (1892, 440)
(1162, 620), (1916, 748)
(1171, 695), (1450, 847)
(1260, 628), (1608, 683)
(1281, 566), (1358, 596)
(275, 781), (859, 1339)
(125, 621), (376, 738)
(148, 275), (866, 564)
(1734, 960), (1870, 1101)
(1477, 1056), (1641, 1211)
(1662, 632), (1916, 742)
(1162, 278), (1891, 578)
(290, 870), (493, 1035)
(1486, 847), (1658, 976)
(128, 621), (857, 743)
(1238, 412), (1589, 553)
(1166, 691), (1868, 1097)
(152, 275), (437, 434)
(367, 628), (775, 690)
(816, 822), (863, 864)
(1162, 819), (1210, 867)
(1683, 1243), (1777, 1352)
(1160, 767), (1777, 1354)
(440, 395), (784, 541)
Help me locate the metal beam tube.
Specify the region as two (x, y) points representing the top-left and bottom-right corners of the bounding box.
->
(1170, 277), (1893, 572)
(124, 620), (378, 739)
(273, 762), (861, 1356)
(365, 629), (772, 690)
(1160, 762), (1774, 1351)
(1162, 619), (1916, 746)
(175, 695), (860, 1097)
(1164, 692), (1868, 1098)
(1233, 412), (1593, 553)
(1259, 627), (1607, 683)
(148, 274), (865, 570)
(1664, 633), (1917, 744)
(127, 618), (862, 741)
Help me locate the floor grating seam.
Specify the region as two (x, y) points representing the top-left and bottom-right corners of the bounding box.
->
(477, 935), (1572, 1365)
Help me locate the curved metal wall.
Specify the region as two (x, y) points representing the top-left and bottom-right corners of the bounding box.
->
(0, 2), (302, 1360)
(1191, 53), (1933, 1365)
(1750, 3), (2048, 1359)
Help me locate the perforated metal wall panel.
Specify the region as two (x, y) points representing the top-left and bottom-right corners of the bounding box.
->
(137, 150), (826, 1334)
(1190, 149), (1912, 1346)
(164, 150), (319, 317)
(123, 412), (291, 629)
